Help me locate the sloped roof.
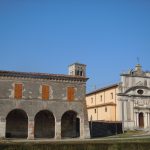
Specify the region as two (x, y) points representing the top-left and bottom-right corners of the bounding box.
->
(86, 83), (119, 96)
(0, 70), (88, 82)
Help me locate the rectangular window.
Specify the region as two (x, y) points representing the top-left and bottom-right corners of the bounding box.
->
(100, 95), (102, 101)
(94, 109), (97, 113)
(42, 85), (49, 100)
(111, 93), (113, 99)
(14, 84), (22, 99)
(67, 87), (75, 101)
(105, 107), (107, 112)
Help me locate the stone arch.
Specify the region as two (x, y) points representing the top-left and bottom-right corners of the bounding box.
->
(6, 109), (28, 138)
(34, 110), (55, 138)
(61, 110), (80, 138)
(139, 112), (144, 128)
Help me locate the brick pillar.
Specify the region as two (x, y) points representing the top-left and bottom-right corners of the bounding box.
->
(0, 117), (6, 138)
(55, 118), (61, 140)
(28, 117), (34, 140)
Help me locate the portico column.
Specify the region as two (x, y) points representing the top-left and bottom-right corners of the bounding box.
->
(122, 101), (125, 132)
(147, 112), (149, 128)
(146, 112), (149, 128)
(135, 112), (137, 127)
(0, 117), (6, 138)
(136, 112), (139, 128)
(55, 118), (61, 140)
(144, 113), (147, 128)
(28, 117), (34, 140)
(149, 113), (150, 127)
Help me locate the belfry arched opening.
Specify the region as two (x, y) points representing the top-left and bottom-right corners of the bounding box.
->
(6, 109), (28, 138)
(34, 110), (55, 138)
(61, 110), (80, 138)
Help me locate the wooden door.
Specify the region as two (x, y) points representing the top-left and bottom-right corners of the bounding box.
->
(139, 112), (144, 128)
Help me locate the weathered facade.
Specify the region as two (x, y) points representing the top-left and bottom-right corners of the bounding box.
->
(118, 64), (150, 131)
(0, 63), (90, 139)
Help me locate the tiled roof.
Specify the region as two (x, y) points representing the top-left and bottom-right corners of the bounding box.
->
(0, 70), (88, 82)
(69, 62), (86, 66)
(86, 83), (119, 96)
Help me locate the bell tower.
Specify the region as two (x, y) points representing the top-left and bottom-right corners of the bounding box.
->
(68, 63), (86, 77)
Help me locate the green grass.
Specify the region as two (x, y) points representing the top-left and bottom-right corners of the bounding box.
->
(121, 130), (147, 136)
(1, 137), (150, 150)
(0, 132), (150, 150)
(0, 141), (150, 150)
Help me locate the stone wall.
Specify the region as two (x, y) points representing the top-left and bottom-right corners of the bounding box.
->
(0, 76), (90, 139)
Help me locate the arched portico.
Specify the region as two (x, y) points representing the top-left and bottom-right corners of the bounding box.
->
(61, 110), (80, 138)
(34, 110), (55, 138)
(6, 109), (28, 138)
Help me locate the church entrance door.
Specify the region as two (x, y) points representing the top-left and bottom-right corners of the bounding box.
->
(139, 112), (144, 128)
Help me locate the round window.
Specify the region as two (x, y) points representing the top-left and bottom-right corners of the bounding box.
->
(137, 89), (144, 95)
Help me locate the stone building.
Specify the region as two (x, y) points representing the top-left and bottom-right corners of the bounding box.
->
(118, 64), (150, 131)
(0, 63), (90, 139)
(86, 84), (122, 123)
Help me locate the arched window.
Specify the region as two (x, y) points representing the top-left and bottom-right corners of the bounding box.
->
(80, 71), (83, 76)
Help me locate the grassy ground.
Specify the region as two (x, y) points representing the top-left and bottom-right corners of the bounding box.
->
(117, 130), (148, 137)
(0, 134), (150, 150)
(0, 130), (150, 144)
(0, 135), (150, 144)
(0, 139), (150, 150)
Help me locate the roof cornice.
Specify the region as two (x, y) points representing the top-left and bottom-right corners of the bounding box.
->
(0, 70), (88, 82)
(86, 83), (119, 96)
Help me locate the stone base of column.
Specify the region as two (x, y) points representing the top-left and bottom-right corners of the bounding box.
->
(55, 135), (61, 140)
(27, 136), (34, 140)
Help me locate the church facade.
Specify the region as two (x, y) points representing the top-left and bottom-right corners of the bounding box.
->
(118, 64), (150, 131)
(0, 63), (90, 139)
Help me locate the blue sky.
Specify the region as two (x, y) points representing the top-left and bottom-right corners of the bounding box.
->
(0, 0), (150, 92)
